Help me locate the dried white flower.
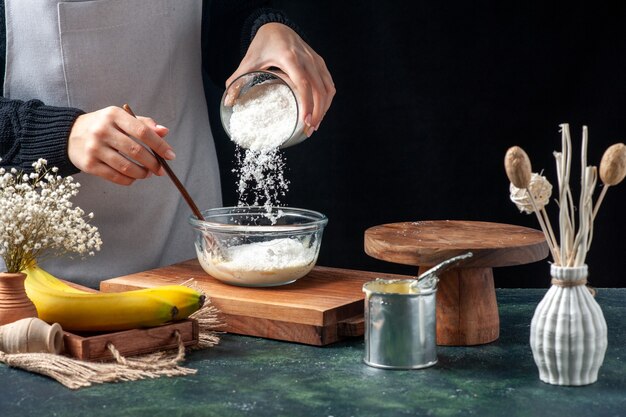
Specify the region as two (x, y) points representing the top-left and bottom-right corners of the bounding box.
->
(509, 172), (553, 214)
(0, 159), (102, 272)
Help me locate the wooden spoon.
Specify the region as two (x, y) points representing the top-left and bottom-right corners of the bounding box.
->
(122, 104), (204, 221)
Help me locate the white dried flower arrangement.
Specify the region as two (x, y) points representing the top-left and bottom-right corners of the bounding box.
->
(0, 159), (102, 273)
(504, 124), (626, 267)
(504, 124), (622, 385)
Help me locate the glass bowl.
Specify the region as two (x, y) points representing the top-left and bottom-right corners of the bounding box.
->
(220, 70), (308, 149)
(189, 206), (328, 287)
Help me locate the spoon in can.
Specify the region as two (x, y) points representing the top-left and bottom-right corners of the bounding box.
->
(410, 252), (474, 290)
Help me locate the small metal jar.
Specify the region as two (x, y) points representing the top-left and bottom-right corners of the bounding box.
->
(362, 278), (437, 369)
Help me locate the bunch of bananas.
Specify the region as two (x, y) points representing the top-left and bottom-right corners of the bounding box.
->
(24, 265), (205, 332)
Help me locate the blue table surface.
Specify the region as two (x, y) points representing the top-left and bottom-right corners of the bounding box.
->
(1, 288), (625, 417)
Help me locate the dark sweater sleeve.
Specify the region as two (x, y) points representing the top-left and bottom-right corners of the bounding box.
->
(202, 0), (304, 88)
(0, 1), (82, 175)
(0, 97), (83, 175)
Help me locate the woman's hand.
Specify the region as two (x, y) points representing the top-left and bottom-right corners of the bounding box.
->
(226, 23), (335, 137)
(68, 106), (173, 185)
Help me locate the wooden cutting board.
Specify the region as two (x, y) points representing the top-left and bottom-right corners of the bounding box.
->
(100, 259), (413, 346)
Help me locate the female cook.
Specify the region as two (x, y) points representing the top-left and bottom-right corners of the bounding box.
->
(0, 0), (335, 286)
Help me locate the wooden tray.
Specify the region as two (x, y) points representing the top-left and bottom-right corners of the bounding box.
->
(63, 319), (198, 361)
(100, 260), (413, 346)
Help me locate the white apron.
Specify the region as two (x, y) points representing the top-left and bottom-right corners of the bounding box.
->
(3, 0), (222, 286)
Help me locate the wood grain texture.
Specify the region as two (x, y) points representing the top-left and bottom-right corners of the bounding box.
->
(63, 319), (198, 361)
(364, 220), (544, 346)
(100, 260), (413, 345)
(60, 279), (98, 293)
(364, 220), (549, 267)
(426, 266), (499, 346)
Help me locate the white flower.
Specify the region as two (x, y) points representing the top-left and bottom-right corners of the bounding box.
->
(0, 159), (102, 272)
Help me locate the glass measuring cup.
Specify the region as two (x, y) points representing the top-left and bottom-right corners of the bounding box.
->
(220, 70), (308, 150)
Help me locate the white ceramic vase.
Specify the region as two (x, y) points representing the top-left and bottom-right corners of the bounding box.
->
(530, 264), (607, 386)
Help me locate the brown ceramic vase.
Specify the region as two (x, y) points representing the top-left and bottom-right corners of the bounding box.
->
(0, 272), (38, 325)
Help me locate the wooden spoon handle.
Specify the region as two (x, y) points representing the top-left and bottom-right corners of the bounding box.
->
(122, 104), (205, 221)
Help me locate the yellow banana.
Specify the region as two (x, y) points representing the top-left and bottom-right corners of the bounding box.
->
(24, 266), (205, 332)
(140, 284), (206, 319)
(25, 265), (90, 294)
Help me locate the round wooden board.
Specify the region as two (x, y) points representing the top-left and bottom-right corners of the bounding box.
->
(364, 220), (549, 346)
(364, 220), (549, 268)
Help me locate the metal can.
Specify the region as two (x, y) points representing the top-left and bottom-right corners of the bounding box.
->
(362, 278), (437, 369)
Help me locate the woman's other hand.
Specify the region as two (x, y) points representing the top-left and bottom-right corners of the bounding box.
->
(226, 23), (335, 137)
(68, 106), (173, 185)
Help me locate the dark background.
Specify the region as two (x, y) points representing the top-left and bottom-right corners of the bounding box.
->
(211, 1), (626, 288)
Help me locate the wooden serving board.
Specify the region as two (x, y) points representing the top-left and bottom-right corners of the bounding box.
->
(100, 259), (412, 346)
(63, 319), (198, 361)
(365, 220), (549, 346)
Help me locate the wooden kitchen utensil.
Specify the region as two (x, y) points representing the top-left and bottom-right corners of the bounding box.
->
(122, 104), (204, 221)
(364, 220), (548, 346)
(99, 260), (415, 346)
